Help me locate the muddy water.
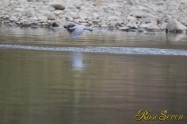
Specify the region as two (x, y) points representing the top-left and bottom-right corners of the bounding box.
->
(0, 26), (187, 124)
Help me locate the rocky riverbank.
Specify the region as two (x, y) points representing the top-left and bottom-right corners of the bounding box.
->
(0, 0), (187, 32)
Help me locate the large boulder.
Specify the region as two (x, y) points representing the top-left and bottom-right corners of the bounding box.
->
(166, 19), (187, 33)
(140, 22), (161, 31)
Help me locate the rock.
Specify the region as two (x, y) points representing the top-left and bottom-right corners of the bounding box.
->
(20, 19), (31, 26)
(129, 10), (154, 18)
(28, 0), (47, 2)
(119, 26), (129, 31)
(140, 23), (161, 31)
(78, 12), (88, 20)
(108, 22), (117, 31)
(48, 6), (55, 11)
(65, 12), (77, 19)
(88, 21), (93, 26)
(126, 15), (138, 29)
(92, 13), (99, 19)
(166, 19), (187, 33)
(9, 16), (18, 22)
(75, 3), (82, 9)
(181, 0), (187, 4)
(177, 13), (187, 26)
(65, 16), (73, 22)
(14, 8), (24, 12)
(51, 22), (59, 27)
(50, 3), (65, 10)
(3, 15), (10, 19)
(37, 15), (47, 22)
(53, 19), (64, 26)
(127, 15), (136, 21)
(23, 9), (34, 17)
(53, 10), (63, 16)
(30, 16), (38, 22)
(46, 13), (56, 20)
(74, 18), (81, 23)
(27, 0), (35, 2)
(166, 0), (180, 10)
(8, 22), (17, 27)
(158, 22), (167, 30)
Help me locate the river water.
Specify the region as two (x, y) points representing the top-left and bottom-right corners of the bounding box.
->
(0, 26), (187, 124)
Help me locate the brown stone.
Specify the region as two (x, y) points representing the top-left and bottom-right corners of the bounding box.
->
(50, 3), (65, 10)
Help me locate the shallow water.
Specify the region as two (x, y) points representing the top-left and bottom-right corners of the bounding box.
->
(0, 26), (187, 124)
(1, 25), (187, 49)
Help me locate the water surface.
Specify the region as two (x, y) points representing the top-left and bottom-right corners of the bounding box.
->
(0, 26), (187, 124)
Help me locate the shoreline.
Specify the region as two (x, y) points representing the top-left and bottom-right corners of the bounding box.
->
(0, 0), (187, 33)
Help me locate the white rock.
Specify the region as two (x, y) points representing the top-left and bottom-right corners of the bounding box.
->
(119, 26), (129, 31)
(20, 19), (31, 26)
(46, 13), (56, 20)
(4, 15), (10, 19)
(159, 22), (168, 30)
(126, 15), (138, 28)
(166, 18), (187, 33)
(48, 6), (55, 11)
(65, 12), (77, 19)
(78, 12), (88, 20)
(53, 10), (63, 16)
(23, 9), (34, 17)
(37, 15), (47, 22)
(141, 23), (161, 31)
(30, 16), (38, 22)
(92, 13), (99, 19)
(9, 16), (18, 22)
(127, 15), (136, 21)
(126, 21), (138, 29)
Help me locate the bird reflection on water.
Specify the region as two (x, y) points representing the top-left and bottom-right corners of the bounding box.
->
(70, 52), (85, 71)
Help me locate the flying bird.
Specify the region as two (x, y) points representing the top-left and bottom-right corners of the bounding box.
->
(64, 23), (93, 39)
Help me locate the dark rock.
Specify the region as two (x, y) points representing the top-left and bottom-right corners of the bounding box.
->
(50, 3), (65, 10)
(52, 22), (59, 27)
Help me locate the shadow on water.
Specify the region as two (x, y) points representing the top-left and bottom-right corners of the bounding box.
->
(166, 33), (187, 43)
(70, 52), (88, 71)
(0, 26), (187, 124)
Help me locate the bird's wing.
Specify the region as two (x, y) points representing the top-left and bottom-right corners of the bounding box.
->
(68, 27), (76, 32)
(70, 26), (84, 39)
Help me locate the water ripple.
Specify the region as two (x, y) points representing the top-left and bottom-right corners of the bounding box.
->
(0, 44), (187, 56)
